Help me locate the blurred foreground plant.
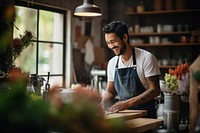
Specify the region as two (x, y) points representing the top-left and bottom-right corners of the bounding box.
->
(0, 69), (132, 133)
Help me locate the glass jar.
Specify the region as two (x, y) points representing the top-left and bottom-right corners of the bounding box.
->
(136, 0), (145, 13)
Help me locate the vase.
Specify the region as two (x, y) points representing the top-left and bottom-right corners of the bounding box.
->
(163, 93), (181, 131)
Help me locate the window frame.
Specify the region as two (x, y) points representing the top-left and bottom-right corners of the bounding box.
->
(14, 1), (69, 87)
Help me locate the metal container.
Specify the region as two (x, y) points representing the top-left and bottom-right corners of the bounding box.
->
(165, 112), (180, 131)
(163, 93), (181, 131)
(164, 93), (180, 112)
(30, 74), (44, 96)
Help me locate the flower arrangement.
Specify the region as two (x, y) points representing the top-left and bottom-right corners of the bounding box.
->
(161, 63), (190, 96)
(5, 30), (34, 69)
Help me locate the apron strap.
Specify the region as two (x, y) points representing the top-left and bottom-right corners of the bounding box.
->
(115, 56), (119, 68)
(132, 47), (136, 65)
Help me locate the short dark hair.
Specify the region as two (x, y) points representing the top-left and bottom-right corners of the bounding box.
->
(102, 20), (129, 43)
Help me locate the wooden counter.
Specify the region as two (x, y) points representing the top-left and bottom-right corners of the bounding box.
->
(126, 118), (163, 132)
(104, 110), (147, 120)
(105, 110), (163, 132)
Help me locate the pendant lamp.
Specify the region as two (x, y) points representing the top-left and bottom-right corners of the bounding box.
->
(74, 0), (102, 17)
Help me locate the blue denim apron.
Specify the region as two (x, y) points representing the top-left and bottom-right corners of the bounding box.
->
(114, 48), (156, 118)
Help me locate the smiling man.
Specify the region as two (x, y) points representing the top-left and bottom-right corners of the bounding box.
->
(101, 20), (161, 118)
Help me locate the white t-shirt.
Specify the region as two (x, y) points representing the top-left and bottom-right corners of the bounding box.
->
(107, 47), (161, 90)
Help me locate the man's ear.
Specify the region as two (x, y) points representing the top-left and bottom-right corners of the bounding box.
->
(123, 34), (128, 41)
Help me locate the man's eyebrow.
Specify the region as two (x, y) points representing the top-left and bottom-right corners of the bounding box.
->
(108, 38), (117, 42)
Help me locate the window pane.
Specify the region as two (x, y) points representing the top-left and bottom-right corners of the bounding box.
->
(38, 43), (63, 75)
(42, 76), (63, 88)
(14, 42), (37, 74)
(14, 6), (37, 39)
(13, 5), (66, 88)
(39, 10), (63, 42)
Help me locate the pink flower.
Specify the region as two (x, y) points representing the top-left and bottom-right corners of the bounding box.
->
(178, 72), (190, 95)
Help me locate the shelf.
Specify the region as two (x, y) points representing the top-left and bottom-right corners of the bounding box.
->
(125, 5), (200, 72)
(129, 32), (191, 36)
(131, 43), (200, 47)
(125, 9), (200, 15)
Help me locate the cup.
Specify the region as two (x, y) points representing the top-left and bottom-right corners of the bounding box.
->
(149, 36), (154, 44)
(129, 27), (133, 33)
(163, 25), (174, 32)
(154, 36), (160, 44)
(162, 59), (168, 66)
(134, 24), (140, 33)
(157, 24), (162, 33)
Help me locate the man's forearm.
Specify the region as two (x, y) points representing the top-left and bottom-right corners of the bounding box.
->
(127, 88), (159, 107)
(101, 91), (115, 109)
(130, 75), (160, 106)
(139, 88), (158, 102)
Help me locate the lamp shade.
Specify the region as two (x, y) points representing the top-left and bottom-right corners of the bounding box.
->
(74, 0), (102, 17)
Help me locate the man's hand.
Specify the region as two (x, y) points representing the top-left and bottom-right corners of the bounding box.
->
(110, 100), (130, 113)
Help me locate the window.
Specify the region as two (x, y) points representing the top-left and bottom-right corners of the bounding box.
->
(14, 3), (67, 88)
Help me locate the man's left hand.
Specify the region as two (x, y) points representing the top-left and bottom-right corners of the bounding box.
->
(110, 101), (129, 113)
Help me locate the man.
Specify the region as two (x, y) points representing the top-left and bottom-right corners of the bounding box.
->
(101, 20), (161, 118)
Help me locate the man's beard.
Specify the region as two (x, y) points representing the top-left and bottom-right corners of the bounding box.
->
(118, 41), (126, 56)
